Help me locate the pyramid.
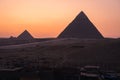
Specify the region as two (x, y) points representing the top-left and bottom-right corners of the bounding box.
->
(17, 30), (34, 40)
(58, 11), (104, 39)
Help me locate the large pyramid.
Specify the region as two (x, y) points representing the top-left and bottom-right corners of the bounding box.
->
(17, 30), (34, 40)
(58, 11), (104, 39)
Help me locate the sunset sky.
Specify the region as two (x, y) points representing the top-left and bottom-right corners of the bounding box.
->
(0, 0), (120, 38)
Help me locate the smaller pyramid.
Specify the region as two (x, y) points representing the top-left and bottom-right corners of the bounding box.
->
(17, 30), (34, 40)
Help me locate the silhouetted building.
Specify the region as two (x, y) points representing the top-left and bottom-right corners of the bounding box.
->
(9, 36), (16, 39)
(58, 11), (104, 39)
(17, 30), (34, 40)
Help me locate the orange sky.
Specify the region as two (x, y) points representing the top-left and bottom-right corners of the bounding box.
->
(0, 0), (120, 38)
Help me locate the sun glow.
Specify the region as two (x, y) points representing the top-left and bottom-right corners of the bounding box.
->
(0, 0), (120, 38)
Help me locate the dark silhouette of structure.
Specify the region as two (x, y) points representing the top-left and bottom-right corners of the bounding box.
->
(58, 11), (104, 39)
(9, 36), (16, 39)
(17, 30), (34, 40)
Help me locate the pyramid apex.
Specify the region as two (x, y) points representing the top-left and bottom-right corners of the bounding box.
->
(24, 29), (28, 32)
(80, 11), (84, 13)
(79, 11), (86, 15)
(74, 11), (88, 21)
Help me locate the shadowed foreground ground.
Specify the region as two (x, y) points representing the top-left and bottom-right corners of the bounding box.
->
(0, 38), (120, 80)
(0, 38), (120, 71)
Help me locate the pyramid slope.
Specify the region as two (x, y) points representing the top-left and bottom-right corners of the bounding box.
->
(58, 11), (104, 39)
(17, 30), (34, 40)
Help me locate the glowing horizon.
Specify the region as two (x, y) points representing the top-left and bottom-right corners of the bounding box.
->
(0, 0), (120, 38)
